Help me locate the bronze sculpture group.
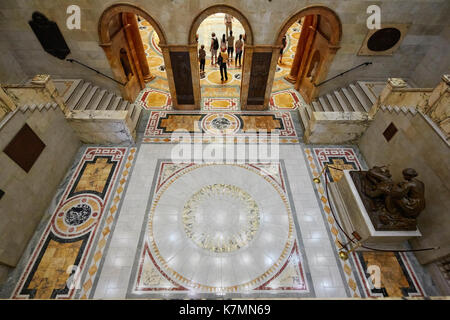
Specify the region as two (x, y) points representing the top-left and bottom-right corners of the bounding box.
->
(351, 166), (425, 231)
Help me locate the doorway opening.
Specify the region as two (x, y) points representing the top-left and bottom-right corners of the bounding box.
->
(135, 16), (172, 110)
(98, 4), (169, 106)
(270, 18), (305, 111)
(274, 6), (342, 104)
(195, 13), (245, 111)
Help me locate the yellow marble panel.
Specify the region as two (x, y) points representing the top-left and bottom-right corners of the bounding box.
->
(74, 158), (113, 194)
(273, 93), (295, 109)
(160, 115), (203, 132)
(28, 238), (83, 299)
(145, 91), (168, 108)
(239, 116), (281, 132)
(328, 159), (355, 182)
(362, 252), (410, 297)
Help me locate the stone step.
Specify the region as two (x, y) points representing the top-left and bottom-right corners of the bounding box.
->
(350, 83), (372, 112)
(77, 86), (98, 111)
(342, 87), (364, 112)
(130, 104), (142, 130)
(326, 93), (342, 112)
(357, 81), (378, 104)
(334, 90), (352, 112)
(305, 104), (313, 120)
(60, 79), (84, 103)
(67, 82), (91, 110)
(108, 96), (122, 111)
(98, 92), (114, 110)
(117, 99), (129, 111)
(88, 89), (107, 110)
(312, 101), (323, 112)
(319, 96), (332, 112)
(298, 107), (310, 133)
(128, 103), (136, 120)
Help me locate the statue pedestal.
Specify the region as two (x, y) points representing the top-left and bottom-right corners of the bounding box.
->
(328, 170), (421, 247)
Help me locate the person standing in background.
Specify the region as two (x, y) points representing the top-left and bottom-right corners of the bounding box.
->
(198, 44), (206, 75)
(224, 14), (233, 38)
(210, 33), (219, 65)
(235, 34), (243, 68)
(279, 35), (287, 64)
(218, 51), (228, 82)
(227, 30), (235, 62)
(220, 34), (227, 53)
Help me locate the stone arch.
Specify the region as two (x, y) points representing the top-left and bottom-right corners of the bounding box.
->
(273, 5), (342, 102)
(98, 3), (167, 45)
(188, 4), (254, 45)
(275, 5), (342, 46)
(97, 3), (169, 102)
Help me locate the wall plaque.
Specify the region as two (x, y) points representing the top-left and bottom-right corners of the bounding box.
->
(3, 124), (46, 173)
(169, 51), (194, 105)
(247, 52), (272, 105)
(383, 122), (398, 142)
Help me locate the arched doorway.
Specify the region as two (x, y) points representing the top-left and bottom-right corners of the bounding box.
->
(98, 4), (168, 102)
(188, 5), (254, 110)
(274, 5), (342, 103)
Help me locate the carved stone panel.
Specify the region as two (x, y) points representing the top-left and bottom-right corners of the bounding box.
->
(170, 51), (194, 105)
(247, 52), (272, 106)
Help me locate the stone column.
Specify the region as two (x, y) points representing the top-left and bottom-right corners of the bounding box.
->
(127, 13), (154, 83)
(240, 45), (253, 110)
(189, 44), (201, 110)
(31, 74), (68, 114)
(368, 78), (407, 119)
(285, 15), (314, 84)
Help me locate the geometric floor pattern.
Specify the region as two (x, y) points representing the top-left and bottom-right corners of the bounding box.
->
(0, 140), (436, 299)
(129, 161), (311, 297)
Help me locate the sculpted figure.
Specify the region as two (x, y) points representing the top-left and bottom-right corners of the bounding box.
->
(385, 168), (425, 219)
(350, 166), (425, 231)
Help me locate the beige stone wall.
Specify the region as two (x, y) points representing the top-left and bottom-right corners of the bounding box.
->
(358, 109), (450, 265)
(0, 105), (80, 272)
(0, 0), (448, 93)
(411, 26), (450, 87)
(306, 111), (370, 144)
(67, 110), (136, 144)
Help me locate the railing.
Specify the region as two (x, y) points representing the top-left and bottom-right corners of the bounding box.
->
(315, 62), (372, 87)
(66, 58), (126, 86)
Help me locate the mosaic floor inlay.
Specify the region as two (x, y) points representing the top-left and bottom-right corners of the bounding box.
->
(11, 147), (133, 299)
(130, 161), (310, 296)
(142, 111), (298, 143)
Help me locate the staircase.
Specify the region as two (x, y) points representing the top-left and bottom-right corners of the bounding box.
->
(54, 79), (141, 121)
(53, 79), (142, 144)
(299, 81), (387, 132)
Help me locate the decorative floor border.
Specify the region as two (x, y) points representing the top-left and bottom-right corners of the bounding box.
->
(11, 147), (128, 299)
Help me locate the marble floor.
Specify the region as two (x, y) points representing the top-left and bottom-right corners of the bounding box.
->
(0, 109), (440, 299)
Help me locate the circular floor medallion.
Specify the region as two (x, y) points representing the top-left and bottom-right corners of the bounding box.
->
(202, 113), (240, 135)
(53, 196), (101, 236)
(65, 203), (91, 226)
(149, 164), (294, 291)
(182, 184), (260, 253)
